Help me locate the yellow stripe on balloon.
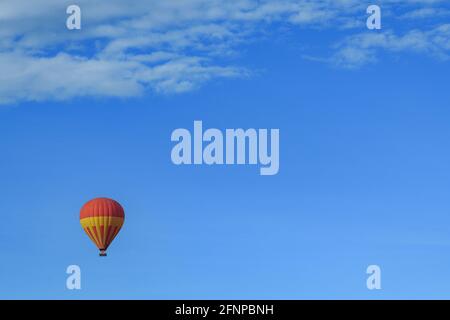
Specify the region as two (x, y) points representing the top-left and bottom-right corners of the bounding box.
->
(80, 216), (124, 228)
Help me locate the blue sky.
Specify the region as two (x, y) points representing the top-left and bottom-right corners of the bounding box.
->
(1, 1), (450, 299)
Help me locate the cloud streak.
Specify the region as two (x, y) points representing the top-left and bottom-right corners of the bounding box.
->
(327, 24), (450, 68)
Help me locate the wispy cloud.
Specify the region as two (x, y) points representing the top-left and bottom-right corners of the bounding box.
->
(0, 0), (449, 104)
(399, 7), (450, 19)
(325, 24), (450, 68)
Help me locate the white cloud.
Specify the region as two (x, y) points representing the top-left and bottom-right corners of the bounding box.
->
(399, 7), (450, 19)
(328, 24), (450, 68)
(0, 0), (449, 104)
(0, 52), (246, 104)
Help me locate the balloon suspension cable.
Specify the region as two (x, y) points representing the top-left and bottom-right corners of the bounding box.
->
(99, 249), (107, 257)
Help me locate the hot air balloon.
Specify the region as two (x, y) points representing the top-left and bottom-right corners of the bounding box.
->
(80, 198), (125, 256)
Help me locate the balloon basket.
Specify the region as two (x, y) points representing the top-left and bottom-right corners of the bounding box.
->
(99, 250), (107, 257)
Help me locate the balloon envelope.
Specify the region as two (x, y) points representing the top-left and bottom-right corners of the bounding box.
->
(80, 198), (125, 256)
